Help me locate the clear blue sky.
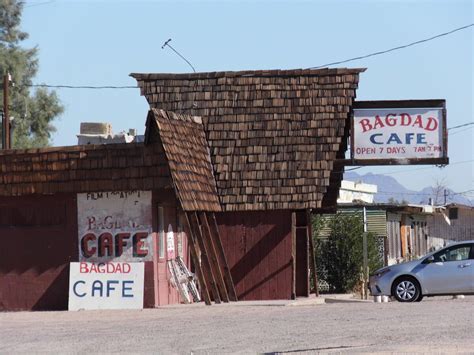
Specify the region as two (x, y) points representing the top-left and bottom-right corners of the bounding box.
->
(22, 0), (473, 194)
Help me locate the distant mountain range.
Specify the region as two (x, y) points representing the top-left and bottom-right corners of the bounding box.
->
(344, 172), (473, 206)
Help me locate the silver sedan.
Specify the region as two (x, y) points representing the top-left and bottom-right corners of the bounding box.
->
(369, 240), (474, 302)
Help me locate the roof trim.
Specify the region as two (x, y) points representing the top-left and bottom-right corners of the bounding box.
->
(130, 68), (366, 81)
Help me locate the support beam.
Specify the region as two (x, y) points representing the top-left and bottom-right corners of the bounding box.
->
(199, 212), (229, 302)
(307, 209), (319, 296)
(189, 212), (221, 304)
(291, 211), (296, 300)
(184, 213), (211, 305)
(208, 212), (238, 302)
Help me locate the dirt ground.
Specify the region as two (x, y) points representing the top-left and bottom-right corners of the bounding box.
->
(1, 296), (473, 354)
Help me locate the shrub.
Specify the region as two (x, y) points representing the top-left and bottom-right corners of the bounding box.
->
(313, 212), (382, 293)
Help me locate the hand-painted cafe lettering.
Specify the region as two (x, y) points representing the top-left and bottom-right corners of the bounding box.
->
(77, 191), (153, 262)
(68, 262), (144, 311)
(353, 108), (444, 160)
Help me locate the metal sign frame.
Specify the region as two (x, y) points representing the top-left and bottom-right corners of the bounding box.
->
(350, 99), (448, 166)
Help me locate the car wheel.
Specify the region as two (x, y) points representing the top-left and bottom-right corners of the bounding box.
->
(392, 277), (421, 302)
(415, 295), (424, 302)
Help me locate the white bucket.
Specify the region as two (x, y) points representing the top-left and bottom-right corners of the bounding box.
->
(374, 295), (382, 303)
(382, 295), (389, 303)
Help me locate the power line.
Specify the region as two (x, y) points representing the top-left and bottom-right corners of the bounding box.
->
(346, 159), (474, 177)
(24, 1), (55, 8)
(307, 23), (474, 69)
(448, 122), (474, 130)
(25, 84), (138, 89)
(376, 189), (474, 197)
(449, 126), (474, 136)
(24, 23), (473, 90)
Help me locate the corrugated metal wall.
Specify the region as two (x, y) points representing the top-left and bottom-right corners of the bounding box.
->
(386, 213), (402, 261)
(317, 209), (387, 237)
(216, 210), (293, 300)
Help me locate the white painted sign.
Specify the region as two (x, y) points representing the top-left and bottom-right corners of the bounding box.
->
(353, 108), (444, 161)
(68, 262), (144, 311)
(77, 191), (153, 262)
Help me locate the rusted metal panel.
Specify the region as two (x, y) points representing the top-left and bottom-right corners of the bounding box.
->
(216, 210), (293, 300)
(0, 194), (77, 311)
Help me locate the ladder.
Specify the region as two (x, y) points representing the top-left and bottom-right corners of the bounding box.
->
(168, 256), (201, 304)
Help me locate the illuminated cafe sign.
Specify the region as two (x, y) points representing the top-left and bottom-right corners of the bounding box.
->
(352, 100), (448, 165)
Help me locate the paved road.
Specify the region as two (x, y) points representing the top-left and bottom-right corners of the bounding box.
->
(1, 297), (473, 354)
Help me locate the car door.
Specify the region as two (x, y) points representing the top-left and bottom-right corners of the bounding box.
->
(419, 243), (473, 294)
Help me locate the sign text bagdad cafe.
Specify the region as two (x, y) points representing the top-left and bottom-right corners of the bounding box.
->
(68, 262), (144, 311)
(352, 100), (447, 164)
(70, 190), (152, 310)
(77, 190), (153, 262)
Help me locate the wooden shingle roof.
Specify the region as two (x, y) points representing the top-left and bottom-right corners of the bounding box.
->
(133, 68), (365, 212)
(0, 143), (172, 196)
(146, 109), (221, 212)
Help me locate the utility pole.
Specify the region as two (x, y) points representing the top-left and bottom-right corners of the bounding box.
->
(362, 206), (368, 300)
(2, 73), (11, 150)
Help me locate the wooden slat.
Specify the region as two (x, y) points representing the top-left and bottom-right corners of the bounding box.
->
(307, 209), (319, 296)
(199, 212), (229, 302)
(189, 212), (221, 304)
(208, 212), (238, 302)
(291, 211), (296, 300)
(184, 212), (211, 305)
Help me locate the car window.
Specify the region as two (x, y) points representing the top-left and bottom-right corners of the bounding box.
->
(433, 245), (471, 262)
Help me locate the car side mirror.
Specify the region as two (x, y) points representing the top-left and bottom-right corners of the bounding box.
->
(424, 255), (435, 264)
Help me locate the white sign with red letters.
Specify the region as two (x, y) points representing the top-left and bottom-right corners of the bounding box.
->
(68, 262), (144, 311)
(77, 191), (153, 262)
(353, 108), (444, 161)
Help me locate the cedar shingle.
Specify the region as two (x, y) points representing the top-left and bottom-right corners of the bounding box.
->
(0, 143), (172, 196)
(146, 109), (221, 212)
(134, 68), (364, 211)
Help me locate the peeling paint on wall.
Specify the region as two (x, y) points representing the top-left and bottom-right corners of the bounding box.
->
(77, 191), (153, 262)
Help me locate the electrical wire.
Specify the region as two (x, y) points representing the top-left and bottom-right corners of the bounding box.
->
(448, 126), (474, 136)
(22, 23), (473, 89)
(307, 23), (474, 69)
(24, 1), (55, 8)
(344, 159), (474, 178)
(448, 122), (474, 130)
(26, 84), (137, 89)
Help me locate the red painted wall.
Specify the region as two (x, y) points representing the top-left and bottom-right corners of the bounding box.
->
(0, 194), (77, 311)
(216, 210), (293, 300)
(0, 193), (157, 311)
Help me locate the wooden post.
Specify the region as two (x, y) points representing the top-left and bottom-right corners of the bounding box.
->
(307, 209), (319, 296)
(189, 212), (221, 304)
(208, 212), (238, 302)
(199, 212), (229, 302)
(291, 211), (296, 300)
(184, 213), (211, 305)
